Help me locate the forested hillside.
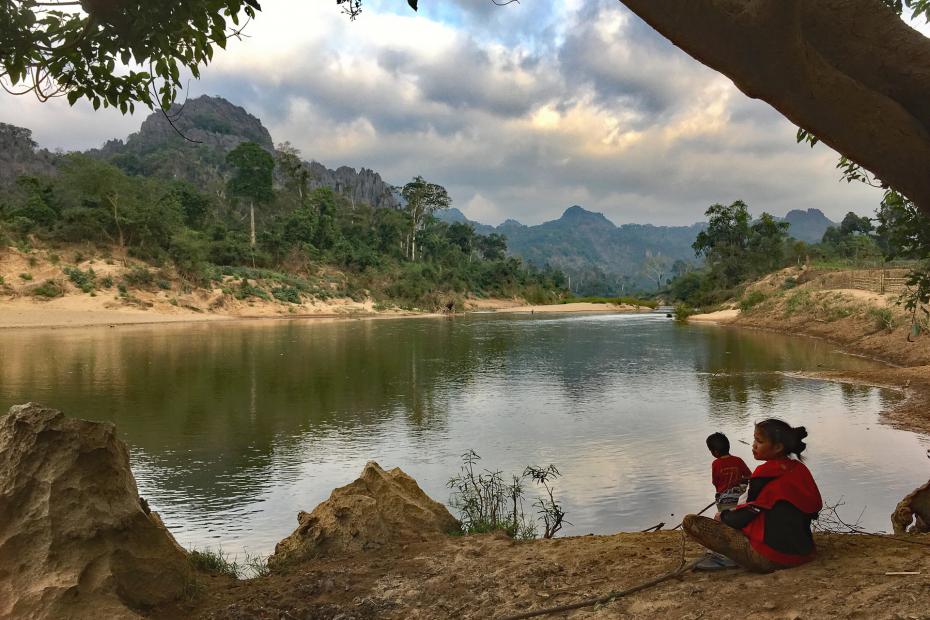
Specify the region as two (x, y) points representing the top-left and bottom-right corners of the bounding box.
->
(0, 97), (566, 310)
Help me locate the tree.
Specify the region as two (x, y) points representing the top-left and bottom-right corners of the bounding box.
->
(400, 175), (451, 262)
(692, 200), (751, 288)
(840, 211), (874, 236)
(478, 233), (508, 262)
(642, 254), (671, 290)
(747, 212), (790, 273)
(276, 142), (311, 204)
(0, 1), (260, 113)
(225, 141), (273, 250)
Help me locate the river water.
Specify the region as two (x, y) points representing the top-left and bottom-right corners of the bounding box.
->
(2, 312), (928, 556)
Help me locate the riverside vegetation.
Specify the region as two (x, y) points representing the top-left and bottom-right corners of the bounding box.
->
(667, 196), (930, 336)
(0, 101), (569, 312)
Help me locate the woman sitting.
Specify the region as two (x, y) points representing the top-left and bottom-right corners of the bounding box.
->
(684, 418), (823, 573)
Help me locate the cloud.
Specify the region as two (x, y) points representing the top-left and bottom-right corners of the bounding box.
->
(0, 0), (889, 226)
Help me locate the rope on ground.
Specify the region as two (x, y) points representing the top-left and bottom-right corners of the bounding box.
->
(500, 529), (700, 620)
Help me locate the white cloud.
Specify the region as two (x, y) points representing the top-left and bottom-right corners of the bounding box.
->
(0, 0), (895, 226)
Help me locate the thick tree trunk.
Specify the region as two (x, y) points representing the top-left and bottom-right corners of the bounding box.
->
(619, 0), (930, 215)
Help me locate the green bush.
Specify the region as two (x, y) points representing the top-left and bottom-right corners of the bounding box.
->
(123, 266), (154, 287)
(19, 272), (33, 282)
(674, 303), (694, 322)
(272, 286), (301, 304)
(739, 290), (768, 312)
(234, 279), (270, 301)
(32, 279), (64, 298)
(100, 275), (114, 288)
(63, 266), (96, 293)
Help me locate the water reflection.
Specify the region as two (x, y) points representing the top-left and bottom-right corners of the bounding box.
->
(1, 314), (927, 554)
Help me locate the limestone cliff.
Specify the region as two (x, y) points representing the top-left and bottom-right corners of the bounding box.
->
(0, 123), (59, 186)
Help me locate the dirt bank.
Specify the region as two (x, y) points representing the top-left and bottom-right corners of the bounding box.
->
(714, 267), (930, 435)
(0, 246), (437, 330)
(159, 530), (930, 619)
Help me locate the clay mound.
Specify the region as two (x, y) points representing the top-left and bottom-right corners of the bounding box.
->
(892, 478), (930, 534)
(270, 461), (459, 567)
(0, 403), (191, 619)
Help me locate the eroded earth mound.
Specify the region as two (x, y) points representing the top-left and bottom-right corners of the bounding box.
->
(270, 461), (459, 567)
(0, 403), (191, 619)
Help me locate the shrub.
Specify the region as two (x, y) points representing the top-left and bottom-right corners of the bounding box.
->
(272, 286), (301, 304)
(32, 279), (64, 298)
(19, 272), (33, 282)
(446, 450), (568, 540)
(234, 279), (270, 301)
(867, 307), (897, 332)
(123, 266), (154, 287)
(100, 275), (114, 288)
(63, 266), (96, 293)
(739, 290), (768, 312)
(781, 276), (799, 290)
(674, 303), (693, 322)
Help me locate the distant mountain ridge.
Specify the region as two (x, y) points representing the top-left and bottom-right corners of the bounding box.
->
(780, 208), (838, 243)
(438, 206), (706, 291)
(438, 205), (840, 292)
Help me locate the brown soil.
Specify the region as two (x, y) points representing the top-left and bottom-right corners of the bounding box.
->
(728, 268), (930, 436)
(0, 245), (425, 329)
(158, 531), (930, 619)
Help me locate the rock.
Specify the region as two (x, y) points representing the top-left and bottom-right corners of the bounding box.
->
(891, 478), (930, 534)
(270, 461), (459, 567)
(0, 403), (191, 619)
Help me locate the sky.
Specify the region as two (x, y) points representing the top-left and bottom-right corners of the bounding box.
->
(3, 0), (924, 227)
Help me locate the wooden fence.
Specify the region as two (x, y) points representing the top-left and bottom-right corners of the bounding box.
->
(806, 268), (911, 295)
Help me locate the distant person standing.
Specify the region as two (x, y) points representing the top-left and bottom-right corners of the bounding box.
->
(706, 432), (751, 514)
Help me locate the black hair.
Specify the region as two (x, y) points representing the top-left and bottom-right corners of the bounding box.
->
(755, 418), (808, 459)
(706, 432), (730, 456)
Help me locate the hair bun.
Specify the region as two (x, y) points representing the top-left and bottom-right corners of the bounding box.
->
(795, 426), (808, 440)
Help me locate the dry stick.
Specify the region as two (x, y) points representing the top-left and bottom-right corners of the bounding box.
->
(500, 556), (704, 620)
(671, 501), (717, 530)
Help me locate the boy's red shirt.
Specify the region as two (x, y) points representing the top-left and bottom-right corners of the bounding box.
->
(711, 454), (752, 493)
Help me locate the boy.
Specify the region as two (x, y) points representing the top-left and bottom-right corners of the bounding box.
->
(706, 432), (752, 513)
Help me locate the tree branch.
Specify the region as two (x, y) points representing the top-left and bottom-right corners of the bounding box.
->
(618, 0), (930, 216)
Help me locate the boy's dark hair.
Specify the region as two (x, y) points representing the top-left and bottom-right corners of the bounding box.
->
(756, 418), (808, 459)
(706, 432), (730, 456)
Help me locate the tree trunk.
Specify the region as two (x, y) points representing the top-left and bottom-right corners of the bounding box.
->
(250, 201), (256, 248)
(618, 0), (930, 214)
(108, 194), (124, 247)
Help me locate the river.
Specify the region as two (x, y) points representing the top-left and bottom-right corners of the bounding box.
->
(2, 312), (927, 556)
